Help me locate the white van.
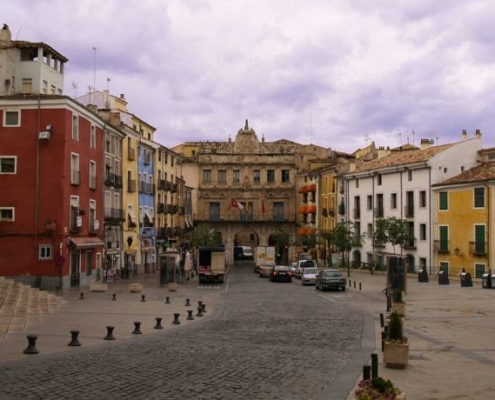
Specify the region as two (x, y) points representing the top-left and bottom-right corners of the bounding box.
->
(240, 246), (253, 259)
(295, 259), (318, 279)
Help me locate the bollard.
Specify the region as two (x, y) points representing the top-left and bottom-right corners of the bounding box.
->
(362, 365), (371, 381)
(359, 282), (362, 291)
(141, 294), (146, 302)
(353, 280), (356, 289)
(132, 321), (142, 334)
(185, 298), (191, 307)
(165, 296), (170, 304)
(381, 331), (386, 352)
(386, 293), (391, 312)
(68, 330), (82, 347)
(198, 300), (203, 309)
(173, 313), (181, 325)
(187, 310), (194, 320)
(112, 293), (117, 301)
(196, 306), (204, 317)
(154, 317), (164, 329)
(380, 313), (385, 328)
(201, 303), (207, 313)
(23, 335), (39, 354)
(79, 293), (84, 300)
(371, 353), (378, 379)
(104, 326), (116, 340)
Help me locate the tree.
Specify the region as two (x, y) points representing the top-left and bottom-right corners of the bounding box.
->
(333, 221), (363, 274)
(387, 217), (412, 254)
(271, 229), (291, 264)
(373, 218), (389, 248)
(184, 224), (220, 247)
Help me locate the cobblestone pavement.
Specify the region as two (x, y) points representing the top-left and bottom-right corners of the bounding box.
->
(0, 265), (373, 400)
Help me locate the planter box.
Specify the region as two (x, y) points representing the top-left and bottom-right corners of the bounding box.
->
(384, 341), (409, 369)
(392, 302), (405, 317)
(90, 283), (108, 292)
(354, 392), (406, 400)
(128, 283), (143, 293)
(168, 282), (178, 292)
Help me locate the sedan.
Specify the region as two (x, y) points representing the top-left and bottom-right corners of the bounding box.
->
(259, 262), (276, 278)
(315, 269), (347, 292)
(269, 265), (293, 282)
(301, 267), (319, 286)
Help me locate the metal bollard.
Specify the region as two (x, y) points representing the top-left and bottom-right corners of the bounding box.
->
(353, 280), (356, 289)
(371, 353), (378, 379)
(165, 296), (170, 304)
(381, 331), (386, 352)
(172, 313), (181, 325)
(132, 321), (142, 334)
(196, 306), (204, 317)
(23, 335), (39, 354)
(380, 313), (385, 328)
(104, 326), (116, 340)
(154, 317), (164, 329)
(359, 282), (362, 291)
(362, 365), (371, 381)
(79, 293), (84, 300)
(386, 293), (391, 312)
(112, 293), (117, 301)
(185, 298), (191, 307)
(198, 300), (203, 309)
(201, 304), (207, 313)
(141, 294), (146, 302)
(187, 310), (194, 320)
(68, 330), (82, 347)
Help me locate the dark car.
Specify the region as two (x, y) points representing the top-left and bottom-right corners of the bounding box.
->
(315, 269), (346, 292)
(269, 265), (293, 282)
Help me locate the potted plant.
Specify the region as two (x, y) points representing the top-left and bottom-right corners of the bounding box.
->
(392, 289), (405, 317)
(384, 310), (409, 369)
(354, 376), (406, 399)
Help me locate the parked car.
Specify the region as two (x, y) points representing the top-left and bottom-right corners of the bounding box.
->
(315, 269), (347, 291)
(240, 246), (254, 260)
(259, 262), (276, 278)
(301, 267), (319, 286)
(269, 265), (293, 282)
(295, 259), (317, 279)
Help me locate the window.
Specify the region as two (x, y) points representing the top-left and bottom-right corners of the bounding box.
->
(39, 245), (53, 260)
(367, 223), (373, 238)
(474, 225), (486, 254)
(218, 170), (226, 183)
(273, 202), (284, 221)
(72, 115), (79, 141)
(0, 207), (14, 221)
(377, 174), (382, 185)
(21, 78), (32, 94)
(4, 110), (20, 126)
(474, 187), (485, 208)
(90, 125), (96, 149)
(0, 156), (16, 174)
(439, 225), (449, 252)
(209, 202), (220, 221)
(70, 196), (80, 230)
(355, 178), (359, 188)
(420, 191), (427, 208)
(71, 153), (80, 185)
(367, 195), (372, 210)
(233, 170), (240, 183)
(408, 169), (413, 181)
(253, 170), (260, 183)
(267, 170), (275, 183)
(89, 161), (96, 189)
(89, 200), (97, 232)
(391, 193), (397, 209)
(203, 169), (211, 183)
(439, 192), (448, 210)
(281, 169), (290, 183)
(420, 224), (427, 241)
(42, 80), (48, 94)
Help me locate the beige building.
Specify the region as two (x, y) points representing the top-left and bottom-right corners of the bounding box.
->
(173, 120), (330, 263)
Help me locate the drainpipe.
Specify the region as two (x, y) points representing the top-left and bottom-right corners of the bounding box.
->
(35, 95), (41, 245)
(483, 181), (490, 271)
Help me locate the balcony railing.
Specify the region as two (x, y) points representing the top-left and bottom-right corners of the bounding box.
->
(104, 208), (125, 221)
(89, 175), (97, 190)
(353, 208), (361, 219)
(193, 213), (297, 223)
(105, 173), (115, 187)
(157, 227), (167, 239)
(158, 203), (165, 214)
(403, 239), (417, 250)
(158, 179), (167, 190)
(114, 175), (123, 188)
(404, 205), (414, 218)
(71, 169), (80, 185)
(128, 179), (136, 193)
(469, 241), (487, 256)
(128, 147), (136, 161)
(434, 240), (450, 254)
(374, 206), (384, 218)
(145, 183), (155, 194)
(139, 180), (146, 193)
(89, 219), (99, 234)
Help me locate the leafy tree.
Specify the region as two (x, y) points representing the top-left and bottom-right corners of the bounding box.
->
(184, 224), (220, 247)
(333, 221), (363, 270)
(373, 218), (388, 247)
(387, 217), (412, 253)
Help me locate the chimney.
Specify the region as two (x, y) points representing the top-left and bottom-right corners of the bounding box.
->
(474, 129), (482, 139)
(0, 23), (12, 46)
(461, 130), (468, 141)
(120, 94), (125, 100)
(420, 139), (431, 149)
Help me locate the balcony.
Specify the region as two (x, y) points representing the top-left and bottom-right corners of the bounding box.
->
(128, 221), (137, 229)
(89, 219), (99, 234)
(114, 175), (123, 189)
(104, 208), (125, 221)
(128, 147), (136, 161)
(171, 183), (178, 193)
(434, 240), (450, 254)
(145, 183), (155, 194)
(157, 227), (167, 239)
(104, 173), (115, 187)
(139, 180), (146, 193)
(404, 205), (414, 218)
(157, 203), (165, 214)
(353, 208), (361, 219)
(127, 179), (136, 193)
(374, 241), (386, 248)
(469, 241), (487, 256)
(403, 239), (417, 250)
(193, 213), (297, 223)
(89, 175), (97, 190)
(374, 206), (384, 218)
(158, 179), (167, 190)
(71, 169), (80, 186)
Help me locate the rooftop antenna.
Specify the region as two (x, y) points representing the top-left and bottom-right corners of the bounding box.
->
(92, 47), (97, 105)
(364, 133), (371, 144)
(15, 25), (22, 40)
(412, 129), (415, 146)
(397, 132), (402, 145)
(72, 82), (78, 98)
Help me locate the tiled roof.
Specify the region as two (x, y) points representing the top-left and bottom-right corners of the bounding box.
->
(352, 143), (455, 173)
(432, 162), (495, 186)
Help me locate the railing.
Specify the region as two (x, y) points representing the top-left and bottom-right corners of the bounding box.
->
(128, 147), (136, 161)
(71, 169), (80, 185)
(89, 219), (99, 233)
(353, 208), (361, 219)
(404, 205), (414, 218)
(139, 180), (146, 193)
(403, 239), (417, 250)
(469, 241), (487, 256)
(145, 183), (155, 194)
(158, 203), (165, 214)
(104, 208), (125, 221)
(157, 227), (167, 239)
(374, 206), (384, 218)
(127, 179), (136, 193)
(89, 175), (97, 190)
(105, 173), (115, 187)
(158, 179), (167, 190)
(434, 240), (450, 254)
(193, 213), (297, 223)
(114, 175), (123, 188)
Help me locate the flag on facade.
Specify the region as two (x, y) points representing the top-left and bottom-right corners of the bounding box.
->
(231, 198), (244, 211)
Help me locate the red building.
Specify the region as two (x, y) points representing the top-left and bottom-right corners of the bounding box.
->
(0, 95), (123, 289)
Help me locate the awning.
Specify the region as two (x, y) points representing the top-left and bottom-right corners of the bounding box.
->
(144, 209), (154, 222)
(128, 208), (136, 223)
(69, 237), (105, 250)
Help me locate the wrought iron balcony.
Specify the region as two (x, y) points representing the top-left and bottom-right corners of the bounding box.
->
(469, 241), (487, 256)
(403, 239), (417, 250)
(104, 208), (125, 221)
(71, 169), (80, 186)
(89, 175), (97, 190)
(434, 240), (450, 254)
(404, 205), (414, 218)
(127, 179), (136, 193)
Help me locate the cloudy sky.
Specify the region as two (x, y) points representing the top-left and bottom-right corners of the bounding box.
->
(5, 0), (495, 152)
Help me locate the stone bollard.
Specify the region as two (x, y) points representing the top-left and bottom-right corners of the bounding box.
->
(172, 313), (181, 325)
(79, 293), (84, 300)
(141, 294), (146, 302)
(154, 317), (164, 329)
(132, 322), (142, 334)
(201, 303), (207, 313)
(165, 296), (171, 304)
(112, 293), (117, 301)
(187, 310), (194, 320)
(196, 306), (204, 317)
(185, 298), (191, 307)
(23, 335), (39, 354)
(104, 326), (116, 340)
(68, 330), (82, 347)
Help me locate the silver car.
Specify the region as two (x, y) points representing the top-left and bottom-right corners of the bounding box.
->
(301, 267), (319, 286)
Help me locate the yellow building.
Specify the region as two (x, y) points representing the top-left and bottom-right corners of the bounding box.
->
(433, 148), (495, 278)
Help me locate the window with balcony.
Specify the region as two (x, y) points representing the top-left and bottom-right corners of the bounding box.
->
(474, 187), (485, 208)
(89, 200), (97, 233)
(0, 156), (16, 174)
(4, 110), (20, 126)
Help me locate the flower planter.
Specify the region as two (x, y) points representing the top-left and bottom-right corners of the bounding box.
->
(384, 341), (409, 369)
(128, 283), (143, 293)
(354, 392), (406, 400)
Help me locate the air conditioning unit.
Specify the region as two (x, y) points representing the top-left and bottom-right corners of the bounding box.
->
(38, 131), (51, 140)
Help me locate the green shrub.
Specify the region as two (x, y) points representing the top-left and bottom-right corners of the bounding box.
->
(387, 311), (404, 342)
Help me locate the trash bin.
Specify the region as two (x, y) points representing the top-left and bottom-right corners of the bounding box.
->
(418, 268), (429, 283)
(460, 272), (473, 287)
(438, 270), (450, 285)
(482, 273), (492, 289)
